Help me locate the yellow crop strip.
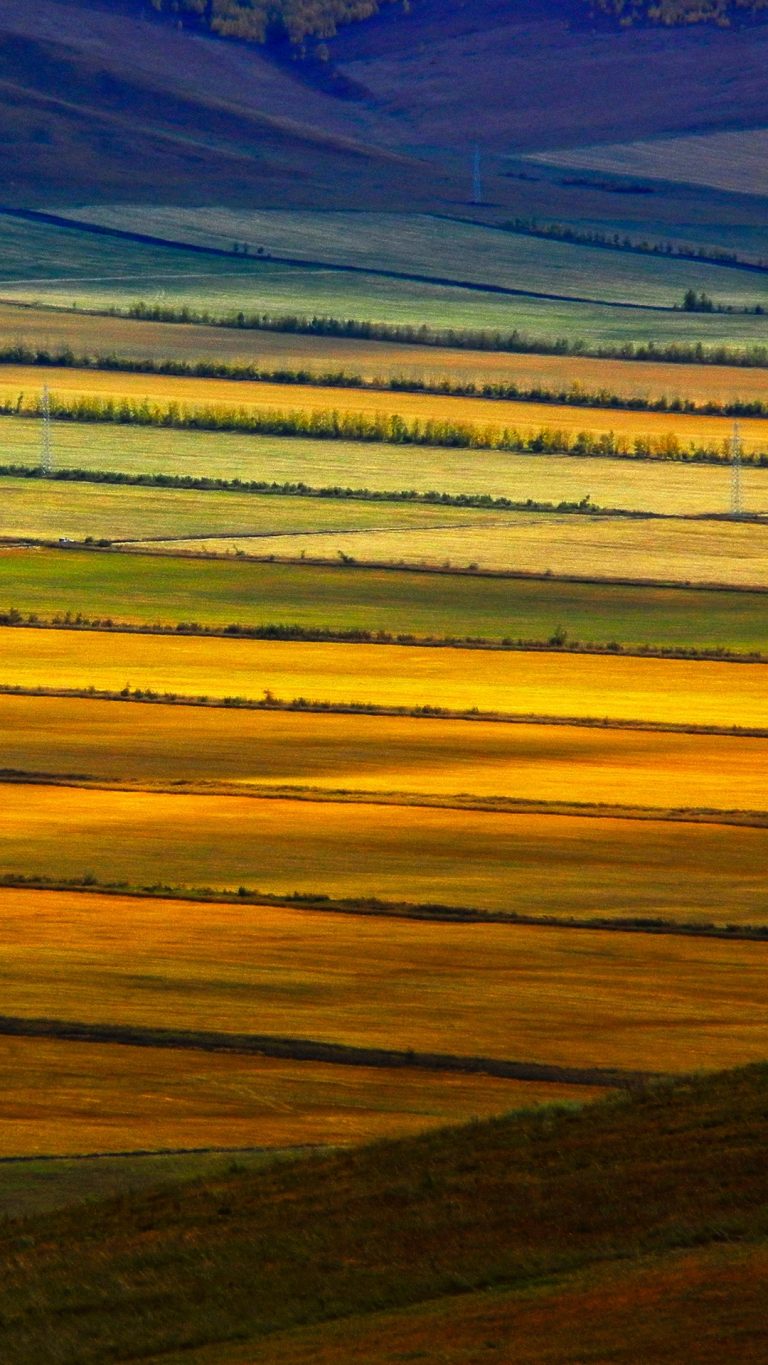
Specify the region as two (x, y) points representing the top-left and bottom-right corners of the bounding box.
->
(0, 1035), (563, 1157)
(4, 695), (768, 813)
(1, 787), (768, 926)
(3, 365), (768, 450)
(1, 627), (766, 727)
(2, 887), (768, 1073)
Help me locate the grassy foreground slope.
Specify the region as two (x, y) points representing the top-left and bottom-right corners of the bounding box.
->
(1, 1063), (767, 1364)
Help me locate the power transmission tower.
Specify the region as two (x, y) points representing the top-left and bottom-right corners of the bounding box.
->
(472, 146), (483, 206)
(41, 385), (53, 477)
(731, 419), (742, 517)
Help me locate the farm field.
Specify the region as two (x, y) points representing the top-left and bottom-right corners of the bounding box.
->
(7, 301), (768, 404)
(2, 549), (767, 653)
(2, 628), (766, 726)
(1, 887), (768, 1071)
(529, 127), (768, 200)
(6, 365), (768, 451)
(0, 1035), (547, 1157)
(56, 207), (768, 312)
(5, 695), (768, 814)
(166, 514), (768, 589)
(3, 417), (765, 518)
(2, 218), (768, 347)
(0, 477), (505, 544)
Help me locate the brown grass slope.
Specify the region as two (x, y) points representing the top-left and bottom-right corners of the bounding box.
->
(1, 1063), (768, 1362)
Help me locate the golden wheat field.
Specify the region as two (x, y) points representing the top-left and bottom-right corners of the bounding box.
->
(4, 301), (768, 405)
(1, 627), (765, 726)
(197, 514), (768, 588)
(4, 695), (768, 813)
(3, 365), (768, 451)
(0, 1035), (565, 1157)
(1, 888), (768, 1073)
(1, 789), (767, 924)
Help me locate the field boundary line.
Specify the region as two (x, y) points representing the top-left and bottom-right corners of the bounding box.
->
(0, 1014), (653, 1088)
(3, 876), (768, 942)
(2, 682), (768, 738)
(1, 612), (764, 666)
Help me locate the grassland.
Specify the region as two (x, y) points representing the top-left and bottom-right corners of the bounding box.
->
(0, 477), (507, 544)
(8, 301), (768, 403)
(4, 416), (766, 518)
(6, 364), (768, 451)
(3, 1062), (768, 1365)
(4, 695), (768, 813)
(2, 796), (768, 927)
(3, 549), (767, 652)
(58, 207), (768, 311)
(221, 514), (768, 587)
(0, 1034), (552, 1157)
(2, 628), (766, 724)
(1, 887), (768, 1074)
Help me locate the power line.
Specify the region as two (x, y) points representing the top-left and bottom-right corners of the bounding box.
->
(731, 419), (742, 517)
(41, 385), (53, 477)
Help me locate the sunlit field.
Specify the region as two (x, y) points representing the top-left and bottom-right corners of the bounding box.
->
(4, 695), (768, 812)
(1, 791), (767, 924)
(216, 514), (768, 588)
(2, 627), (766, 725)
(1, 888), (767, 1072)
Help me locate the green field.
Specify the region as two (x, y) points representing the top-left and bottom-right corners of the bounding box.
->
(2, 417), (763, 517)
(55, 207), (768, 311)
(3, 548), (767, 651)
(2, 216), (768, 347)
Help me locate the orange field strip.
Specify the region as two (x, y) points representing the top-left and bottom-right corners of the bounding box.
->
(4, 694), (768, 813)
(0, 1035), (569, 1157)
(1, 888), (767, 1075)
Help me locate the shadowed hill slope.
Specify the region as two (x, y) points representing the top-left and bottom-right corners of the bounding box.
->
(1, 1063), (768, 1362)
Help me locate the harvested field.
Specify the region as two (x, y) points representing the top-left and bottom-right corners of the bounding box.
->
(0, 477), (500, 544)
(213, 514), (768, 588)
(0, 1035), (545, 1157)
(5, 301), (768, 404)
(1, 628), (766, 726)
(3, 417), (766, 518)
(2, 549), (767, 654)
(57, 207), (768, 312)
(1, 887), (768, 1070)
(4, 695), (768, 813)
(5, 365), (768, 451)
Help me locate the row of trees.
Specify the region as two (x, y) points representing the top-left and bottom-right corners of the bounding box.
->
(148, 0), (398, 45)
(591, 0), (768, 25)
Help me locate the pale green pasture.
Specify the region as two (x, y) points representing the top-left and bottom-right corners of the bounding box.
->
(0, 416), (763, 517)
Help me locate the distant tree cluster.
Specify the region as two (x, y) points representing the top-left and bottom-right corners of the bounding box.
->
(148, 0), (400, 46)
(591, 0), (768, 25)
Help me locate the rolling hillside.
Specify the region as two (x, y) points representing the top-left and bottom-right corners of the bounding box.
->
(1, 1063), (767, 1362)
